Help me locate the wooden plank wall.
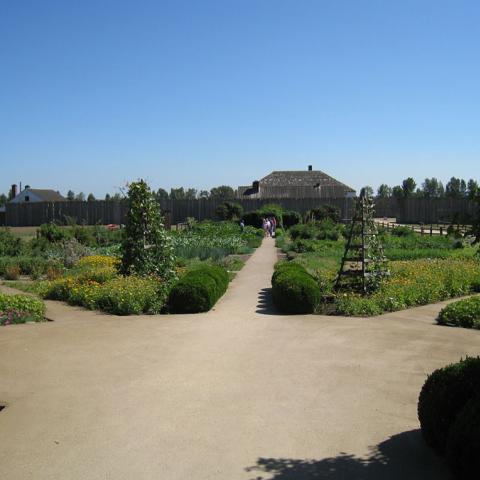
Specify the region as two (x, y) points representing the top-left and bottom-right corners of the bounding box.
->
(4, 197), (476, 227)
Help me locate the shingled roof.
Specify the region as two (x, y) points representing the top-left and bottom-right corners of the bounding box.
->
(260, 170), (355, 191)
(24, 189), (65, 202)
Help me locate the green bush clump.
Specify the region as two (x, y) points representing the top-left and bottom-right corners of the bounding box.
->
(272, 262), (320, 314)
(438, 296), (480, 329)
(0, 228), (23, 256)
(445, 397), (480, 479)
(290, 220), (343, 242)
(168, 264), (229, 313)
(418, 357), (480, 455)
(282, 211), (302, 228)
(305, 205), (341, 223)
(0, 292), (46, 325)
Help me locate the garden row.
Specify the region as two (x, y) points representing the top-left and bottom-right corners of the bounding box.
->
(272, 218), (480, 318)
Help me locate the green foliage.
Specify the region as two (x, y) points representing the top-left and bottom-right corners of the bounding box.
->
(120, 180), (176, 282)
(290, 219), (343, 241)
(282, 210), (302, 228)
(446, 397), (480, 479)
(168, 264), (229, 313)
(334, 259), (480, 316)
(418, 357), (480, 455)
(171, 221), (262, 261)
(271, 262), (320, 314)
(215, 201), (244, 221)
(0, 292), (46, 325)
(243, 211), (262, 228)
(0, 228), (23, 256)
(305, 205), (341, 223)
(437, 296), (480, 329)
(38, 222), (69, 243)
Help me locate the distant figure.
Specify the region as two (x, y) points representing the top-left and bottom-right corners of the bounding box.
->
(271, 217), (277, 237)
(240, 219), (245, 232)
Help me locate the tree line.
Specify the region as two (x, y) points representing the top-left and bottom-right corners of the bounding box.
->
(369, 177), (479, 200)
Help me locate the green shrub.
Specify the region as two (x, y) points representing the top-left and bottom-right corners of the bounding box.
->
(418, 356), (480, 455)
(305, 205), (341, 223)
(0, 292), (46, 324)
(215, 202), (244, 221)
(168, 264), (229, 313)
(272, 262), (320, 314)
(282, 211), (302, 228)
(4, 264), (20, 280)
(438, 296), (480, 329)
(242, 211), (262, 228)
(38, 222), (70, 243)
(0, 228), (23, 256)
(390, 225), (414, 237)
(446, 397), (480, 479)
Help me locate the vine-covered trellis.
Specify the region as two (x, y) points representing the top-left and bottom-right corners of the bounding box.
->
(335, 189), (389, 294)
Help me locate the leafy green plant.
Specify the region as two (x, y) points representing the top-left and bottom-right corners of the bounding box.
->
(4, 264), (20, 280)
(271, 262), (320, 314)
(215, 201), (244, 221)
(418, 356), (480, 455)
(120, 180), (176, 283)
(0, 292), (46, 324)
(168, 264), (229, 313)
(437, 296), (480, 329)
(446, 397), (480, 479)
(0, 228), (23, 256)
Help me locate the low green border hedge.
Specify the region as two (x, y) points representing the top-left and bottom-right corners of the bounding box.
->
(272, 262), (320, 314)
(437, 296), (480, 329)
(168, 264), (229, 313)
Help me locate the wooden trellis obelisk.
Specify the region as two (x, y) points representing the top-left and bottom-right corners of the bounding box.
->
(334, 189), (388, 294)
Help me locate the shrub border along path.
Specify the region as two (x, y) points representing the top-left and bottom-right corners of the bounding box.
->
(1, 238), (479, 480)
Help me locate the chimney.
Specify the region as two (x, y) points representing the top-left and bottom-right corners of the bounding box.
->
(11, 184), (17, 198)
(308, 165), (312, 171)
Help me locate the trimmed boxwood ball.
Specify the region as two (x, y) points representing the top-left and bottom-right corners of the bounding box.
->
(437, 296), (480, 329)
(272, 262), (320, 314)
(418, 356), (480, 455)
(168, 265), (229, 313)
(446, 397), (480, 479)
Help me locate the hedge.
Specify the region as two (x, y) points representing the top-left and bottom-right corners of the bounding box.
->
(418, 357), (480, 455)
(437, 296), (480, 329)
(272, 262), (320, 314)
(168, 264), (229, 313)
(446, 397), (480, 479)
(0, 292), (46, 325)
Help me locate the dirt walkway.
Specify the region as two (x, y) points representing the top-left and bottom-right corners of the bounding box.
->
(1, 238), (479, 479)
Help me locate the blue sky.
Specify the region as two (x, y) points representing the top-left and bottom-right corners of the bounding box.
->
(1, 0), (479, 197)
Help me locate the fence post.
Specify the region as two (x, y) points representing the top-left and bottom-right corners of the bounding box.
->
(440, 226), (443, 236)
(421, 226), (424, 236)
(430, 225), (433, 236)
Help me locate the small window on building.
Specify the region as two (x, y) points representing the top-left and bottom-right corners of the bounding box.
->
(25, 196), (30, 202)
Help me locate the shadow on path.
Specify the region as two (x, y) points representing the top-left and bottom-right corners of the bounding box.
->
(256, 288), (280, 315)
(246, 430), (451, 480)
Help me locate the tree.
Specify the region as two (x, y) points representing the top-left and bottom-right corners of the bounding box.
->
(0, 193), (7, 206)
(105, 193), (111, 201)
(446, 177), (467, 198)
(377, 184), (392, 198)
(169, 187), (185, 200)
(67, 190), (75, 201)
(185, 188), (197, 199)
(402, 178), (416, 197)
(120, 179), (176, 284)
(392, 186), (404, 199)
(111, 193), (123, 201)
(75, 192), (85, 201)
(215, 201), (244, 221)
(87, 193), (96, 201)
(155, 188), (169, 202)
(198, 190), (210, 199)
(210, 185), (235, 200)
(421, 178), (444, 198)
(467, 179), (479, 199)
(362, 186), (374, 198)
